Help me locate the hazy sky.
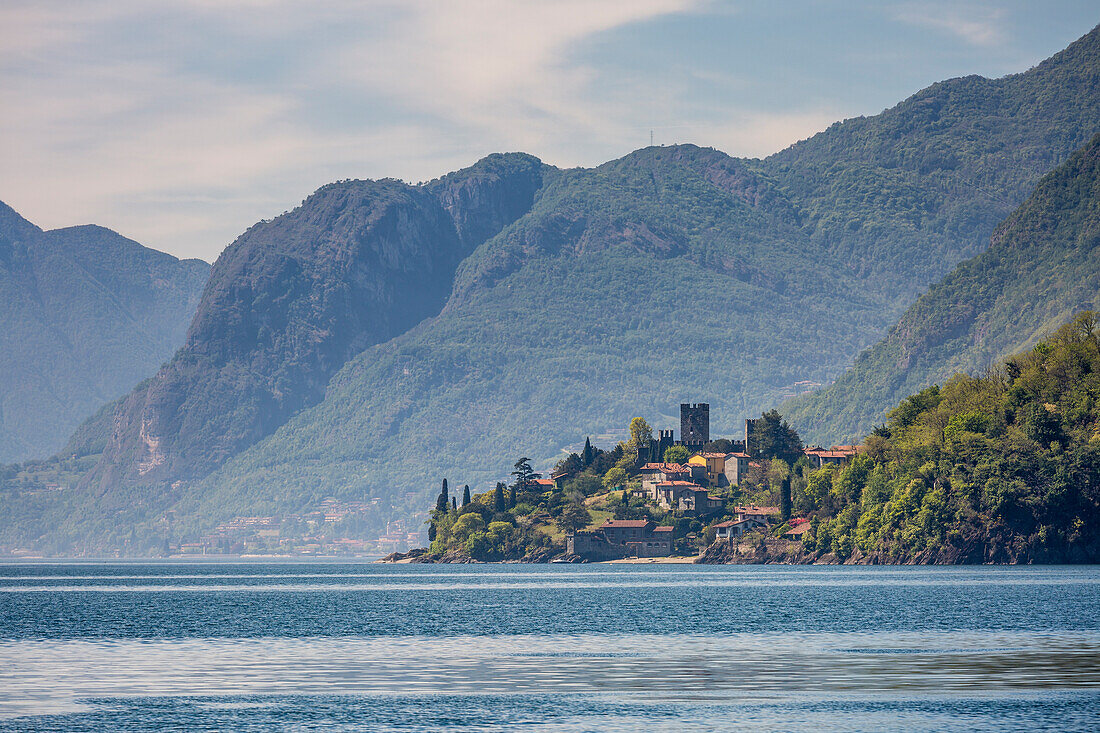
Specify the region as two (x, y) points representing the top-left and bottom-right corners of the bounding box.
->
(1, 1), (1097, 262)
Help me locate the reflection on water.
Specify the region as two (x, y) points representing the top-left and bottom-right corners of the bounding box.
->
(0, 563), (1097, 731)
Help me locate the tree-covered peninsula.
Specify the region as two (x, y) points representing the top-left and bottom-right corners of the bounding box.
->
(411, 313), (1100, 564)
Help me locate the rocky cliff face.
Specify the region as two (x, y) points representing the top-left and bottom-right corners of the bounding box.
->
(84, 154), (546, 493)
(0, 203), (209, 462)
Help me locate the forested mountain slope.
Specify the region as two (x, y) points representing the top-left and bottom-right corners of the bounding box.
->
(764, 23), (1100, 306)
(12, 24), (1100, 553)
(785, 132), (1100, 444)
(80, 153), (547, 500)
(0, 202), (209, 462)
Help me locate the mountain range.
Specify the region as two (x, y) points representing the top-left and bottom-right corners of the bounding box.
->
(3, 24), (1100, 553)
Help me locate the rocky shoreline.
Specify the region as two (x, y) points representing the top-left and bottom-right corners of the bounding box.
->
(383, 532), (1100, 565)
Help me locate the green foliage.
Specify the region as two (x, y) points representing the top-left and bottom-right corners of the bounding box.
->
(556, 503), (592, 533)
(451, 512), (486, 542)
(663, 446), (690, 464)
(788, 131), (1100, 445)
(750, 410), (804, 464)
(602, 467), (628, 490)
(800, 312), (1100, 562)
(629, 418), (653, 451)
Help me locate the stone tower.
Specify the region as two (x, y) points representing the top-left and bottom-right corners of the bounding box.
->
(680, 403), (710, 447)
(744, 417), (760, 454)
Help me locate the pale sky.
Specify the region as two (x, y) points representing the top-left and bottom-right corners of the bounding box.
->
(1, 1), (1097, 262)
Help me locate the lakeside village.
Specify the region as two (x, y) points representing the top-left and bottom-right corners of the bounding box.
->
(404, 403), (861, 563)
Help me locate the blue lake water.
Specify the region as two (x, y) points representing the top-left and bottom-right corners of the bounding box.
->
(0, 562), (1097, 731)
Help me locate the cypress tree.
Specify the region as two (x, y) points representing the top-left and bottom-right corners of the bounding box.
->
(780, 476), (792, 521)
(451, 496), (457, 511)
(428, 522), (437, 542)
(435, 478), (449, 513)
(582, 437), (594, 466)
(462, 485), (471, 507)
(508, 486), (517, 509)
(494, 482), (507, 513)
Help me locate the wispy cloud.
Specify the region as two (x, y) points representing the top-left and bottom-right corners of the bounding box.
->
(894, 3), (1007, 47)
(0, 1), (1085, 261)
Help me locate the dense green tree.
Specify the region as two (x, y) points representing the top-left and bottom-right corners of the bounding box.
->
(581, 438), (595, 467)
(511, 457), (540, 494)
(434, 479), (449, 513)
(494, 482), (507, 513)
(451, 512), (486, 542)
(553, 452), (582, 478)
(750, 410), (804, 464)
(663, 445), (690, 464)
(556, 503), (592, 534)
(603, 466), (628, 490)
(780, 476), (792, 521)
(629, 417), (653, 450)
(462, 484), (471, 507)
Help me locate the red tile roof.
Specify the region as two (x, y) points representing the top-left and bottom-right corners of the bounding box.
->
(725, 452), (750, 459)
(785, 523), (812, 536)
(601, 520), (652, 528)
(656, 480), (702, 488)
(652, 526), (674, 533)
(694, 452), (727, 459)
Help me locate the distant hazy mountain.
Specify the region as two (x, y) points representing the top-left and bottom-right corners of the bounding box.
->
(0, 203), (209, 463)
(786, 132), (1100, 444)
(16, 24), (1100, 552)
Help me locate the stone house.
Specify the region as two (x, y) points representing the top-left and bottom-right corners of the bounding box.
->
(568, 519), (673, 559)
(676, 487), (725, 516)
(655, 480), (705, 510)
(722, 452), (751, 487)
(782, 521), (812, 541)
(639, 463), (691, 500)
(734, 505), (779, 522)
(530, 478), (557, 492)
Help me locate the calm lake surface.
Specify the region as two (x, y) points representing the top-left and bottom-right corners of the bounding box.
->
(0, 563), (1097, 731)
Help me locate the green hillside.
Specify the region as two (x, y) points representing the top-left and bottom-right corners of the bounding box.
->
(0, 202), (209, 462)
(179, 145), (881, 531)
(793, 312), (1100, 564)
(786, 132), (1100, 444)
